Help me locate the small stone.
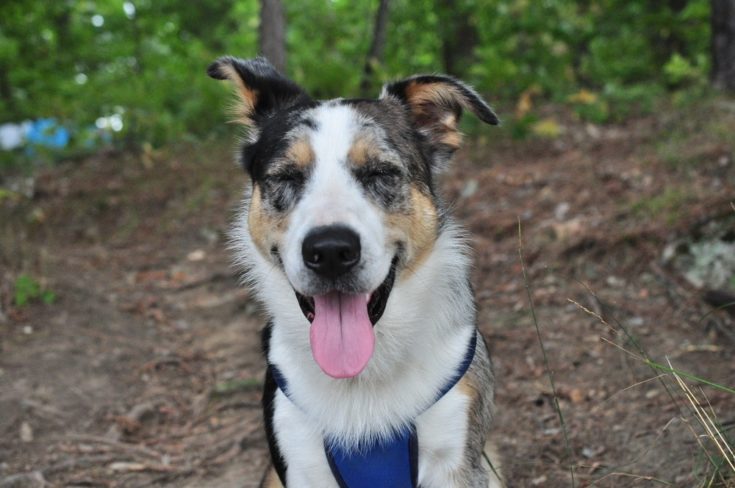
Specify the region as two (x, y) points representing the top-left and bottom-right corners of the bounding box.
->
(551, 218), (584, 241)
(19, 422), (33, 443)
(554, 202), (571, 220)
(460, 179), (479, 199)
(569, 388), (585, 404)
(0, 471), (46, 488)
(605, 275), (625, 287)
(187, 249), (206, 262)
(628, 316), (645, 327)
(22, 326), (32, 335)
(531, 475), (548, 485)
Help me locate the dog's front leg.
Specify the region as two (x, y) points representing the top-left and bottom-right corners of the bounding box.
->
(271, 391), (340, 488)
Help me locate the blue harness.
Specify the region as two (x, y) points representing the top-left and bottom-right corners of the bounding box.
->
(271, 331), (477, 488)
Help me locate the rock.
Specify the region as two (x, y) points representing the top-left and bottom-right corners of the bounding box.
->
(19, 422), (33, 443)
(569, 388), (585, 404)
(628, 316), (645, 327)
(606, 276), (626, 287)
(0, 471), (46, 488)
(554, 202), (570, 220)
(460, 179), (478, 199)
(665, 231), (735, 290)
(187, 249), (206, 262)
(551, 218), (584, 241)
(531, 475), (548, 485)
(683, 240), (735, 289)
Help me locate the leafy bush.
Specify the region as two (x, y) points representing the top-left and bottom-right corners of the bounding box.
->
(0, 0), (716, 160)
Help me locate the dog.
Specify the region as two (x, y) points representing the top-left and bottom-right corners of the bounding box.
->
(208, 56), (502, 488)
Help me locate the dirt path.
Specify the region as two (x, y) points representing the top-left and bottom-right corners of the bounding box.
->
(1, 107), (734, 487)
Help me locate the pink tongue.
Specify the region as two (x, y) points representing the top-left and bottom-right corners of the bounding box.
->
(309, 292), (375, 379)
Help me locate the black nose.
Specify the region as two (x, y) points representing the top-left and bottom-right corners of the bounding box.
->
(302, 225), (361, 279)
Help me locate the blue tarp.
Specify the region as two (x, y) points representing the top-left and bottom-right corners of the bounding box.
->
(26, 118), (70, 149)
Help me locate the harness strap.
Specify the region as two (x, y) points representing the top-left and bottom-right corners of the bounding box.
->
(326, 427), (419, 488)
(270, 330), (478, 488)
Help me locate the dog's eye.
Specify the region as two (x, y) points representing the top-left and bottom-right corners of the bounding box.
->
(267, 170), (304, 185)
(359, 164), (403, 184)
(357, 163), (404, 207)
(263, 168), (306, 211)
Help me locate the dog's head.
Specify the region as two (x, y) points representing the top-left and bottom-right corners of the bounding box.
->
(209, 57), (497, 379)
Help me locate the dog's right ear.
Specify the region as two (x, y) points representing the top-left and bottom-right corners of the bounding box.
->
(207, 56), (310, 126)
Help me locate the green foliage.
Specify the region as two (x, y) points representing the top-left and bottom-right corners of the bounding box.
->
(14, 274), (56, 307)
(211, 377), (262, 397)
(0, 0), (716, 157)
(630, 188), (693, 225)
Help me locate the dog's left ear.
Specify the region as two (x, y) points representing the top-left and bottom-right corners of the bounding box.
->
(381, 75), (498, 168)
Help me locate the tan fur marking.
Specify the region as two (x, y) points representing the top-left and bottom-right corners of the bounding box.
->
(439, 113), (462, 148)
(348, 136), (373, 167)
(387, 187), (438, 280)
(259, 467), (284, 488)
(404, 81), (464, 147)
(286, 138), (315, 168)
(405, 81), (463, 110)
(457, 375), (479, 401)
(219, 64), (258, 125)
(440, 130), (463, 149)
(248, 186), (286, 258)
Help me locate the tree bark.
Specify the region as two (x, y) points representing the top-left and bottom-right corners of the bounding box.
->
(439, 0), (477, 77)
(259, 0), (286, 73)
(711, 0), (735, 91)
(360, 0), (391, 96)
(0, 66), (15, 116)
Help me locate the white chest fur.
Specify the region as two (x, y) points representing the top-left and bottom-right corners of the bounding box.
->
(272, 385), (471, 488)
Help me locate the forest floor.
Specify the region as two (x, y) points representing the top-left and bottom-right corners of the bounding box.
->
(1, 99), (735, 487)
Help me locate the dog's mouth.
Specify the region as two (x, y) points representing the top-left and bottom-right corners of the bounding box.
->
(295, 257), (398, 325)
(294, 257), (398, 379)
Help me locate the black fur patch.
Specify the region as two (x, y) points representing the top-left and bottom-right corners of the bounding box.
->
(261, 323), (288, 483)
(241, 108), (317, 179)
(207, 56), (311, 121)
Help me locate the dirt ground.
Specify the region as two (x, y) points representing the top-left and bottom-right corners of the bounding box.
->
(1, 101), (734, 487)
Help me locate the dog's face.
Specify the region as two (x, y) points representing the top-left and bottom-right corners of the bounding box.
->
(209, 57), (497, 379)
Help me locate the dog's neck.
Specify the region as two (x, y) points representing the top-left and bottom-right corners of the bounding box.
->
(261, 222), (477, 446)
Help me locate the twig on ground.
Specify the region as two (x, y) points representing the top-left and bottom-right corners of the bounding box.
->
(42, 454), (117, 476)
(590, 471), (673, 486)
(64, 433), (165, 461)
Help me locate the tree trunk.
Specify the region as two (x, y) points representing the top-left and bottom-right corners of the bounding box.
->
(711, 0), (735, 91)
(259, 0), (286, 73)
(0, 67), (15, 115)
(439, 0), (477, 77)
(360, 0), (391, 96)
